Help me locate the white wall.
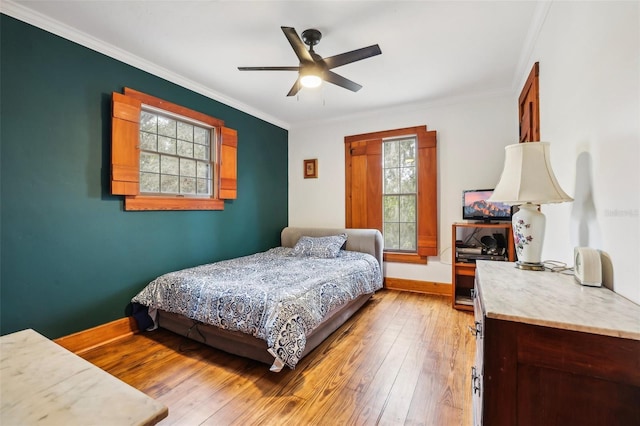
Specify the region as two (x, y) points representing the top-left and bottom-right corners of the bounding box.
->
(289, 2), (639, 303)
(288, 95), (516, 282)
(518, 1), (639, 303)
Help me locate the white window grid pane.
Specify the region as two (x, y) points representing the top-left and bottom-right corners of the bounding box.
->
(158, 136), (176, 155)
(160, 155), (179, 175)
(383, 141), (399, 168)
(399, 138), (416, 166)
(161, 174), (179, 194)
(383, 222), (400, 250)
(177, 122), (194, 142)
(140, 152), (159, 173)
(196, 178), (209, 194)
(140, 111), (157, 133)
(140, 132), (157, 151)
(194, 144), (207, 160)
(140, 172), (160, 193)
(139, 109), (214, 196)
(157, 116), (176, 138)
(399, 194), (416, 222)
(384, 168), (400, 194)
(399, 222), (417, 250)
(180, 177), (196, 194)
(180, 158), (196, 177)
(382, 137), (418, 252)
(383, 195), (399, 222)
(400, 166), (416, 193)
(194, 127), (209, 145)
(177, 140), (194, 158)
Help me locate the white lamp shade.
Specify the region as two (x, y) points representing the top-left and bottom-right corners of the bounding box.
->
(489, 142), (573, 205)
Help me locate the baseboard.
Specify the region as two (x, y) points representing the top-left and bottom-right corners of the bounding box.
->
(54, 317), (139, 355)
(53, 281), (448, 353)
(384, 277), (451, 296)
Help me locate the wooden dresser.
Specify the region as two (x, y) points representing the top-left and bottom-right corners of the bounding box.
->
(472, 261), (640, 426)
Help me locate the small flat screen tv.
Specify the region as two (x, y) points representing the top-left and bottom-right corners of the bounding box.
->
(462, 189), (512, 222)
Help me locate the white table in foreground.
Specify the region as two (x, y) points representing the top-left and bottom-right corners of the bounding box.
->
(1, 328), (168, 426)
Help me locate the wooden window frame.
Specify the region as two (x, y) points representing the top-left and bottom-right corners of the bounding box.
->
(111, 88), (237, 211)
(345, 125), (438, 264)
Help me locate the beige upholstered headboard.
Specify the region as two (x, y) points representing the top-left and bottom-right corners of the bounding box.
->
(280, 227), (384, 267)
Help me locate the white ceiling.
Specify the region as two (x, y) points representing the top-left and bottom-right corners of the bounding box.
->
(5, 1), (544, 129)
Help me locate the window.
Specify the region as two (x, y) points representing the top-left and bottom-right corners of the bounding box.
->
(138, 109), (214, 196)
(383, 137), (417, 251)
(111, 88), (237, 211)
(345, 126), (437, 264)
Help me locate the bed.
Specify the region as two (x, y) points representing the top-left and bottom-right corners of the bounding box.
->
(131, 227), (383, 371)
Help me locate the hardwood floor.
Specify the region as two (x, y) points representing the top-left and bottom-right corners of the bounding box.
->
(81, 290), (475, 425)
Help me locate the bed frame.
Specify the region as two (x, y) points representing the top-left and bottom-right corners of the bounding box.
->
(156, 227), (383, 366)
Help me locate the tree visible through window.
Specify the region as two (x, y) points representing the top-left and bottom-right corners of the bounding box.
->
(345, 125), (438, 264)
(383, 137), (417, 251)
(138, 109), (214, 196)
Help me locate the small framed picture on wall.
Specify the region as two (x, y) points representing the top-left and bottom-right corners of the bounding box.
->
(304, 159), (318, 179)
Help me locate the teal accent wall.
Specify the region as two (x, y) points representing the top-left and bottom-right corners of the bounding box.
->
(0, 15), (289, 338)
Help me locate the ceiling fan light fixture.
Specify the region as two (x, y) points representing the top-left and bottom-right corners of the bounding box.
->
(300, 73), (322, 88)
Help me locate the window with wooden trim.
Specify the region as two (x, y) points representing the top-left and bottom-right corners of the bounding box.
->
(345, 126), (437, 264)
(111, 88), (237, 211)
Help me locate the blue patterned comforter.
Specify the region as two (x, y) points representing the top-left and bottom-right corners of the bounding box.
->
(131, 247), (382, 370)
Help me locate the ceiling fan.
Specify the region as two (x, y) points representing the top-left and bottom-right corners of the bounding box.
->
(238, 26), (382, 97)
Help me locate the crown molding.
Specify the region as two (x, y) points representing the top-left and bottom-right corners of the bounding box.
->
(511, 1), (553, 93)
(291, 88), (514, 130)
(0, 1), (290, 130)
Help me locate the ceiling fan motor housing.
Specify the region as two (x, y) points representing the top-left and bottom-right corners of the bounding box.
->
(301, 29), (322, 48)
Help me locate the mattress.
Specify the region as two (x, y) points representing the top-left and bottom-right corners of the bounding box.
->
(132, 245), (382, 370)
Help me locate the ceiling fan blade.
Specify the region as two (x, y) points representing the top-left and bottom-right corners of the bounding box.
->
(287, 78), (302, 97)
(281, 27), (314, 63)
(324, 71), (362, 92)
(323, 44), (382, 69)
(238, 66), (300, 71)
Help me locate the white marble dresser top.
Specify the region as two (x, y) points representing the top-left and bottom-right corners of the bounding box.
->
(475, 261), (640, 340)
(0, 328), (168, 425)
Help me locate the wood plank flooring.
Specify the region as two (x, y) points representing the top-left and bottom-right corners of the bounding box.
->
(81, 290), (475, 425)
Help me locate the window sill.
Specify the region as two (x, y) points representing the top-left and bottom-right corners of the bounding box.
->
(124, 196), (224, 211)
(384, 252), (428, 264)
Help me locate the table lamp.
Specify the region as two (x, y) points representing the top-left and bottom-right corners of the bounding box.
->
(488, 142), (573, 270)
